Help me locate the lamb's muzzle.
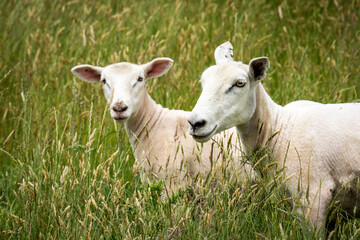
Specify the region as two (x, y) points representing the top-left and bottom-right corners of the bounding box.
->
(111, 102), (129, 121)
(112, 102), (128, 113)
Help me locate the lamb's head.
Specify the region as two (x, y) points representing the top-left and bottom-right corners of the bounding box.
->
(188, 57), (269, 142)
(71, 58), (173, 122)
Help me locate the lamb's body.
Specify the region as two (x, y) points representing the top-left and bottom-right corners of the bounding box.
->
(125, 92), (244, 191)
(188, 46), (360, 231)
(243, 84), (360, 226)
(71, 57), (251, 194)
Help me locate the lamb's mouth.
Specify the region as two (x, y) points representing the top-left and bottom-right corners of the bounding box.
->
(192, 125), (217, 142)
(112, 115), (128, 122)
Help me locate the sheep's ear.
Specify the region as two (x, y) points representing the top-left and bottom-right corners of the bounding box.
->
(249, 57), (270, 81)
(214, 41), (234, 64)
(71, 64), (103, 83)
(142, 58), (173, 79)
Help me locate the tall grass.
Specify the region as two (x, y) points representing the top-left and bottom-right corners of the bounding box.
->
(0, 0), (359, 239)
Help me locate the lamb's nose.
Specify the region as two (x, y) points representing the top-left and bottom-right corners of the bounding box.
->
(112, 103), (128, 113)
(188, 119), (206, 130)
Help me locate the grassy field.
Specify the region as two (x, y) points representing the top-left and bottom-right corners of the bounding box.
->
(1, 0), (360, 239)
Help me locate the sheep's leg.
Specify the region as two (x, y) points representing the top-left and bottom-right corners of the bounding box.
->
(307, 186), (333, 236)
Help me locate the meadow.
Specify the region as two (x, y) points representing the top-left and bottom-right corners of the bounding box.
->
(0, 0), (359, 239)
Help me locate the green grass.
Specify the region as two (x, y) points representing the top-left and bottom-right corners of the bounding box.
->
(1, 0), (360, 239)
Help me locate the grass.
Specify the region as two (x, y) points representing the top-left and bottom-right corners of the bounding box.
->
(0, 0), (359, 239)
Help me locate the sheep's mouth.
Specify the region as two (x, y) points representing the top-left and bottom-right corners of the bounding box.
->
(192, 125), (217, 142)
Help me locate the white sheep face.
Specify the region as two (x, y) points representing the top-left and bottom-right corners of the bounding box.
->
(71, 58), (173, 122)
(188, 57), (269, 142)
(100, 63), (147, 122)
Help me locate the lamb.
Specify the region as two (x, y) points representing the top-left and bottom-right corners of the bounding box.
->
(187, 42), (360, 231)
(71, 57), (252, 194)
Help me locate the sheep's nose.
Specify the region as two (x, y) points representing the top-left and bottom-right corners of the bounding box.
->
(188, 119), (206, 130)
(112, 103), (128, 113)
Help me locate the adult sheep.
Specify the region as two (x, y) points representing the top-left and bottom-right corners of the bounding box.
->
(71, 57), (252, 194)
(187, 42), (360, 231)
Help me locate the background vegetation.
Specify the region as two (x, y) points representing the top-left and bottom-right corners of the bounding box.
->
(0, 0), (359, 239)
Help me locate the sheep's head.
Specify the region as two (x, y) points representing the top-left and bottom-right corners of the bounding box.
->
(71, 58), (173, 122)
(188, 45), (269, 142)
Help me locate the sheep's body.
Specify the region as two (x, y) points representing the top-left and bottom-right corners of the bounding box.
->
(241, 84), (360, 227)
(72, 58), (252, 193)
(188, 51), (360, 230)
(284, 100), (321, 108)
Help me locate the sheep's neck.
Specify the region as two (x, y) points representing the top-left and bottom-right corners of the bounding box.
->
(237, 83), (283, 158)
(125, 93), (167, 150)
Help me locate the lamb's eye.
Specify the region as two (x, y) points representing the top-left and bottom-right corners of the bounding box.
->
(101, 78), (111, 88)
(234, 81), (245, 88)
(137, 76), (144, 82)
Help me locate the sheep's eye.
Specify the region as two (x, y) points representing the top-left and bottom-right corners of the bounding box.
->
(137, 76), (144, 82)
(234, 81), (245, 88)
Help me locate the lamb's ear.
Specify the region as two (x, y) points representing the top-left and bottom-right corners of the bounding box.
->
(71, 64), (104, 83)
(249, 57), (270, 81)
(142, 58), (173, 79)
(214, 41), (234, 64)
